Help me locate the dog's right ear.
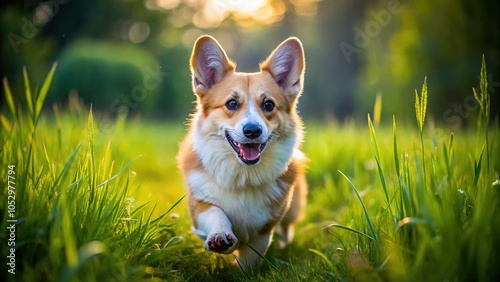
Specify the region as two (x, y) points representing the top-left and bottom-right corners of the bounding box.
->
(190, 35), (235, 96)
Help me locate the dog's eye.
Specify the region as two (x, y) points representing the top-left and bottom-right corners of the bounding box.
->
(225, 99), (238, 110)
(262, 100), (275, 112)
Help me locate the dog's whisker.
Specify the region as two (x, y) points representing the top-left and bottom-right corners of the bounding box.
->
(270, 132), (281, 140)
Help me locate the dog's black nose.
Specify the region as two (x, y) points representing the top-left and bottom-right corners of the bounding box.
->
(243, 123), (263, 139)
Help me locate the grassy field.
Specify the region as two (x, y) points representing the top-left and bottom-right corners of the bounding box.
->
(1, 65), (499, 282)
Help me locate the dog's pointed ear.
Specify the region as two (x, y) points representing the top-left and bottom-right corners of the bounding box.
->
(260, 37), (305, 100)
(190, 35), (235, 95)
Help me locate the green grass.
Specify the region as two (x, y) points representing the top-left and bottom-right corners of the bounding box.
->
(1, 62), (499, 281)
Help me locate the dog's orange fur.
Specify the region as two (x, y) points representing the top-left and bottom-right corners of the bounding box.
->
(177, 35), (308, 268)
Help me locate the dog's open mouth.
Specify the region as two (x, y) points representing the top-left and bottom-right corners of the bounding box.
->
(225, 133), (267, 165)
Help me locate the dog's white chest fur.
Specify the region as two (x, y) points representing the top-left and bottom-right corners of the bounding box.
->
(187, 167), (284, 239)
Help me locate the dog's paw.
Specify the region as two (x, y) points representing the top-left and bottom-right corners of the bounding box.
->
(205, 232), (238, 254)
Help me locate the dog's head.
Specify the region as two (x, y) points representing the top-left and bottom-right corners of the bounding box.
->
(189, 35), (305, 167)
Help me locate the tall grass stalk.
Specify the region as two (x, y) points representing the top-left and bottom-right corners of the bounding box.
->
(1, 59), (498, 281)
(324, 59), (498, 281)
(473, 55), (490, 170)
(1, 66), (184, 281)
(415, 77), (428, 188)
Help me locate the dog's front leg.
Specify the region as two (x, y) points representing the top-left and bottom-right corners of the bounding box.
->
(190, 202), (238, 254)
(235, 233), (273, 269)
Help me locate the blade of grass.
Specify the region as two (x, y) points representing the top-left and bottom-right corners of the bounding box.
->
(58, 241), (107, 282)
(324, 223), (375, 241)
(53, 142), (83, 192)
(0, 113), (12, 132)
(368, 114), (390, 206)
(3, 77), (17, 121)
(327, 229), (346, 250)
(338, 170), (380, 249)
(396, 217), (428, 230)
(368, 115), (395, 225)
(96, 156), (141, 188)
(237, 239), (278, 271)
(443, 133), (454, 182)
(373, 91), (382, 127)
(23, 66), (34, 120)
(35, 62), (58, 119)
(473, 142), (485, 187)
(393, 115), (400, 179)
(309, 248), (334, 269)
(87, 105), (96, 211)
(151, 194), (186, 224)
(58, 188), (78, 270)
(393, 116), (405, 219)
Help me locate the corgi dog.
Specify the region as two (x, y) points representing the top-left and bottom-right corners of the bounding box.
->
(177, 35), (308, 268)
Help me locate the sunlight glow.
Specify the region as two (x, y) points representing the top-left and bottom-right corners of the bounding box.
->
(217, 0), (269, 17)
(146, 0), (317, 28)
(195, 0), (277, 28)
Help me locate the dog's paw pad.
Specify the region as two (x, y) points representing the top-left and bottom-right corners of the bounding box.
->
(205, 233), (237, 253)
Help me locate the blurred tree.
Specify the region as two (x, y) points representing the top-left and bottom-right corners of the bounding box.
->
(1, 0), (498, 123)
(355, 0), (499, 126)
(1, 0), (188, 118)
(312, 0), (367, 120)
(49, 40), (159, 115)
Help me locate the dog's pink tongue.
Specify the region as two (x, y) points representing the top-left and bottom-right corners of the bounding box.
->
(239, 144), (261, 161)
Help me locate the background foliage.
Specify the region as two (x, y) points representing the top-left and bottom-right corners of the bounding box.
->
(1, 1), (500, 281)
(1, 0), (498, 123)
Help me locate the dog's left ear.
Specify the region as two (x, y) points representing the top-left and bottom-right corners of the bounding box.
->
(260, 37), (305, 101)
